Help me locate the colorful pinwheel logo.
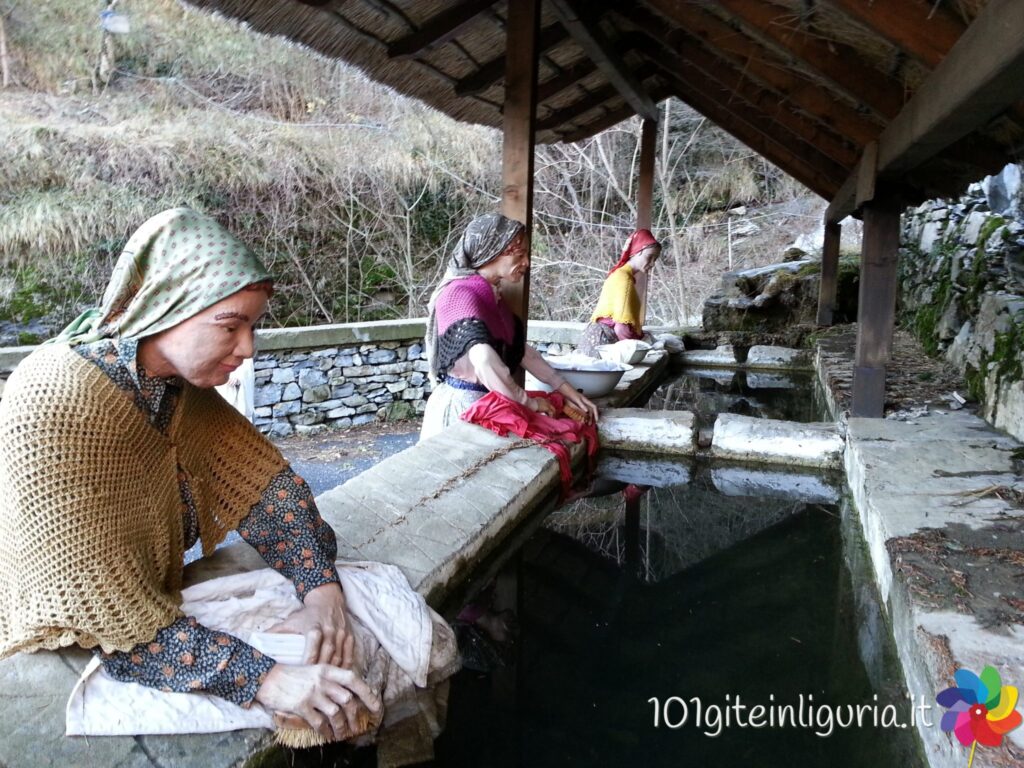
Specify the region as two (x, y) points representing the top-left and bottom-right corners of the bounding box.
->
(936, 665), (1022, 767)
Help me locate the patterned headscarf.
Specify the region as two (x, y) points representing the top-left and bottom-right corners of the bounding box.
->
(425, 213), (525, 383)
(608, 229), (659, 276)
(50, 207), (272, 346)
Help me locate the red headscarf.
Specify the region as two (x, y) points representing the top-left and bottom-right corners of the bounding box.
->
(608, 229), (659, 276)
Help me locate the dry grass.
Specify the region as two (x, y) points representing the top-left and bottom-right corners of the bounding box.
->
(2, 1), (822, 334)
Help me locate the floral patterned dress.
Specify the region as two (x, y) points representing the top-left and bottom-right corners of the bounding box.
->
(76, 338), (339, 705)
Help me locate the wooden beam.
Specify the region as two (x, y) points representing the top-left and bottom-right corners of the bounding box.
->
(500, 0), (540, 329)
(537, 59), (599, 103)
(827, 0), (1024, 221)
(558, 102), (646, 143)
(536, 85), (619, 132)
(548, 0), (659, 121)
(643, 0), (882, 145)
(636, 116), (657, 327)
(535, 65), (656, 132)
(822, 0), (963, 68)
(618, 19), (859, 169)
(648, 56), (849, 189)
(816, 219), (841, 326)
(455, 23), (567, 96)
(851, 197), (901, 417)
(387, 0), (498, 59)
(655, 69), (843, 199)
(711, 0), (906, 120)
(855, 141), (878, 208)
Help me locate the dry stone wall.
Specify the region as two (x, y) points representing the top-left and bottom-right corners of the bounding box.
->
(899, 163), (1024, 440)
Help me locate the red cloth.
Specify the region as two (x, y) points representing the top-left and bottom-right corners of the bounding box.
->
(461, 391), (599, 498)
(608, 228), (659, 275)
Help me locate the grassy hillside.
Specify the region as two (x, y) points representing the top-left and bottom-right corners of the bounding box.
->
(1, 0), (821, 343)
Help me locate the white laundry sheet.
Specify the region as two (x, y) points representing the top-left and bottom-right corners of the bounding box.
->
(66, 561), (451, 737)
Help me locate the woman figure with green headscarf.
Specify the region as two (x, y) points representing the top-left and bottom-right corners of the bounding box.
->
(0, 208), (378, 742)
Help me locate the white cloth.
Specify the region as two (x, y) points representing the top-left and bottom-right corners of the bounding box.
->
(214, 357), (255, 421)
(67, 562), (445, 736)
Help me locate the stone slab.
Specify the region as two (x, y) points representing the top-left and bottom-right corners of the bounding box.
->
(680, 345), (737, 367)
(712, 413), (844, 468)
(745, 345), (811, 370)
(597, 409), (695, 455)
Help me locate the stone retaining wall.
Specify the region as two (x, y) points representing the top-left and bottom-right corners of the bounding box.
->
(0, 319), (585, 437)
(900, 163), (1024, 441)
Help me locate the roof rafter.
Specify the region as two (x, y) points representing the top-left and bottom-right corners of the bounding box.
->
(828, 0), (1024, 221)
(615, 12), (857, 169)
(387, 0), (499, 60)
(536, 59), (599, 103)
(454, 22), (568, 95)
(644, 0), (882, 145)
(656, 67), (843, 199)
(707, 0), (906, 120)
(547, 0), (659, 121)
(821, 0), (963, 68)
(536, 65), (658, 131)
(559, 86), (672, 143)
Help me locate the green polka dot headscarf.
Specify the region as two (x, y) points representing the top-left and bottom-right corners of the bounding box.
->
(52, 207), (272, 345)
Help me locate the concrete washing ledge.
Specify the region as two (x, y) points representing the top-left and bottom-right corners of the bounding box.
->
(845, 411), (1024, 768)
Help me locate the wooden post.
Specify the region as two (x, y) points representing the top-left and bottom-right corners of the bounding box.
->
(635, 117), (657, 328)
(816, 219), (841, 326)
(851, 197), (901, 417)
(500, 0), (540, 334)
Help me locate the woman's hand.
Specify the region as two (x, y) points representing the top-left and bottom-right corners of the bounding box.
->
(268, 583), (350, 666)
(254, 662), (380, 742)
(556, 383), (599, 423)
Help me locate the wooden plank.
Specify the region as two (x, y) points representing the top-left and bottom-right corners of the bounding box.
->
(816, 219), (841, 326)
(851, 198), (901, 417)
(823, 0), (963, 68)
(636, 116), (657, 327)
(712, 0), (906, 120)
(828, 0), (1024, 221)
(617, 17), (859, 168)
(387, 0), (498, 59)
(643, 0), (882, 145)
(500, 0), (540, 331)
(548, 0), (659, 121)
(455, 23), (567, 96)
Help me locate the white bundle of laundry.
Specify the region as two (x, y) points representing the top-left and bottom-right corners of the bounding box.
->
(67, 562), (460, 765)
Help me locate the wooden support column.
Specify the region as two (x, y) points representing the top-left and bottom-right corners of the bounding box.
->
(816, 219), (841, 326)
(635, 116), (657, 327)
(851, 197), (901, 417)
(500, 0), (540, 333)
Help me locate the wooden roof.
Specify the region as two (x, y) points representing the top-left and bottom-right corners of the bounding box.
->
(184, 0), (1024, 208)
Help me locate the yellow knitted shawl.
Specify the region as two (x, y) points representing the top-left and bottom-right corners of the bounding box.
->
(0, 344), (288, 657)
(589, 264), (641, 331)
